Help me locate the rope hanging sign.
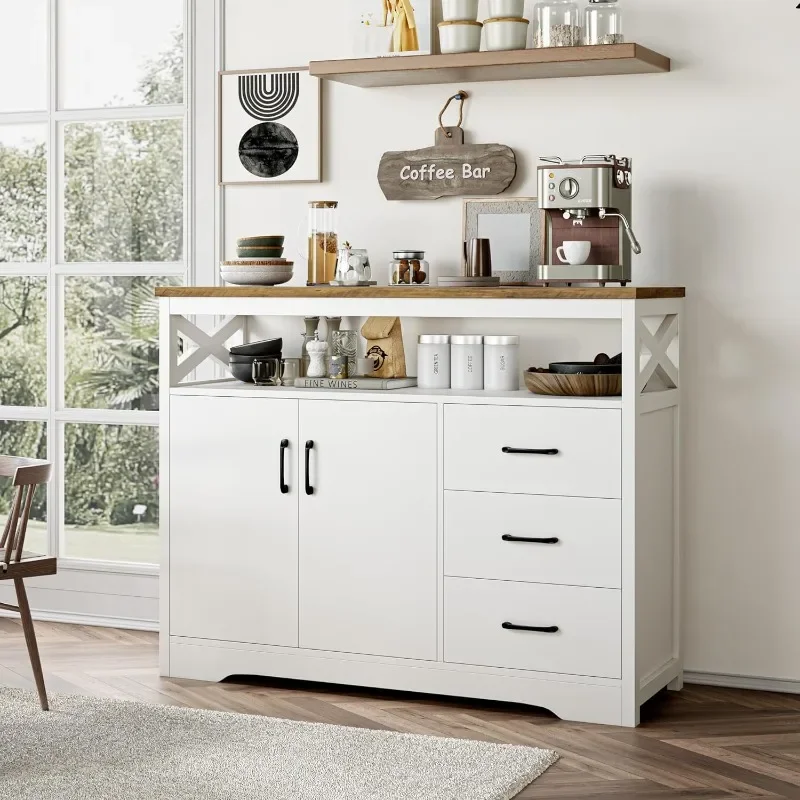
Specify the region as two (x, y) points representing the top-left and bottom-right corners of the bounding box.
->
(378, 91), (517, 202)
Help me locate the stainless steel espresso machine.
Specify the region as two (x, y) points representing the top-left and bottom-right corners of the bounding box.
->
(536, 155), (642, 285)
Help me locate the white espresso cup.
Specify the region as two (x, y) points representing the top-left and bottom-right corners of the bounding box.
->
(557, 241), (592, 265)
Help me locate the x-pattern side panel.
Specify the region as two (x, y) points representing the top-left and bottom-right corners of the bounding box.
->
(637, 314), (679, 394)
(171, 315), (246, 384)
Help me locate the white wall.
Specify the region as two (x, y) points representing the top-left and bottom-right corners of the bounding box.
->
(216, 0), (800, 682)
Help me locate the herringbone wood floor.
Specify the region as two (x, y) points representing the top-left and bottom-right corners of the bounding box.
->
(3, 620), (800, 798)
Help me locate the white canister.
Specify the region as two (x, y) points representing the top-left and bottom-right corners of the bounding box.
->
(417, 335), (451, 390)
(483, 17), (530, 51)
(451, 335), (484, 391)
(487, 0), (525, 17)
(438, 20), (483, 54)
(484, 335), (520, 391)
(441, 0), (480, 21)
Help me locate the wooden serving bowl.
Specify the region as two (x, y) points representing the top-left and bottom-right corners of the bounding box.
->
(524, 369), (622, 397)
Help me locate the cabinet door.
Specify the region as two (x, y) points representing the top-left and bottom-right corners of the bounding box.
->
(170, 395), (299, 646)
(298, 400), (437, 661)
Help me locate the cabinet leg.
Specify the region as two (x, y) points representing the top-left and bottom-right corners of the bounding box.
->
(668, 675), (684, 691)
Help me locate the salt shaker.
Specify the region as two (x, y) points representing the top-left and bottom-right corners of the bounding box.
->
(306, 333), (328, 378)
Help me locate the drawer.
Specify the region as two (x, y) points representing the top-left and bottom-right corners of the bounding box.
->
(444, 577), (621, 678)
(444, 405), (621, 498)
(444, 492), (621, 589)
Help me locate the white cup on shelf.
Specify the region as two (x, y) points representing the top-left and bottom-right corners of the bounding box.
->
(557, 241), (592, 265)
(488, 0), (525, 18)
(438, 20), (483, 53)
(441, 0), (480, 21)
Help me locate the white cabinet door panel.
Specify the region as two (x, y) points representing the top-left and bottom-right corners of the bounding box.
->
(170, 395), (299, 647)
(299, 400), (437, 661)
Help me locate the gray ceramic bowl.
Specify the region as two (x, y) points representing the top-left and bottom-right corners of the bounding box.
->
(237, 236), (285, 248)
(237, 247), (285, 260)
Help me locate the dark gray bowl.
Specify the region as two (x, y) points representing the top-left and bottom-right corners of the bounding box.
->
(229, 360), (256, 383)
(230, 338), (283, 358)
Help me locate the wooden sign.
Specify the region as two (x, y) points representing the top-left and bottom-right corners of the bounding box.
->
(378, 126), (517, 201)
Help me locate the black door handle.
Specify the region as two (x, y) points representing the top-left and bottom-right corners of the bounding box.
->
(279, 440), (289, 494)
(305, 440), (314, 496)
(502, 535), (560, 544)
(502, 622), (560, 634)
(502, 447), (559, 456)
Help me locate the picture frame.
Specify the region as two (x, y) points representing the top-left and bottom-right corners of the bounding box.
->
(462, 197), (544, 285)
(219, 67), (322, 186)
(351, 0), (434, 58)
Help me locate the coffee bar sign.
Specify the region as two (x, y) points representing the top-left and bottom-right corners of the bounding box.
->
(378, 91), (517, 201)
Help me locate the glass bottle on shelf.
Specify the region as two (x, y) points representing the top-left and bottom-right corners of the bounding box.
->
(300, 316), (320, 378)
(583, 0), (623, 45)
(307, 201), (339, 286)
(533, 0), (582, 48)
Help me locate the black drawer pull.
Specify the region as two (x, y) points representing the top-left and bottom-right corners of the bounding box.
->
(502, 535), (560, 545)
(305, 440), (315, 496)
(502, 447), (559, 456)
(502, 622), (559, 634)
(279, 439), (290, 494)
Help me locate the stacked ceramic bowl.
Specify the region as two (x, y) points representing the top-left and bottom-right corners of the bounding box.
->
(439, 0), (529, 54)
(221, 235), (294, 286)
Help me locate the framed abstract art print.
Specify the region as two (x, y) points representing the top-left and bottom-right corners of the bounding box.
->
(219, 67), (321, 185)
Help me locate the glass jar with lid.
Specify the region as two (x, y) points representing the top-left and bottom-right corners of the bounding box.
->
(533, 0), (582, 48)
(307, 201), (338, 286)
(389, 251), (430, 286)
(583, 0), (623, 45)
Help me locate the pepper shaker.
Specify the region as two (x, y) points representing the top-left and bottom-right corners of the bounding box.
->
(306, 333), (328, 379)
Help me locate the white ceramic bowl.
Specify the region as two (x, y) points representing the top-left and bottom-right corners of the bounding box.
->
(438, 20), (483, 54)
(483, 17), (529, 51)
(487, 0), (525, 18)
(221, 269), (293, 286)
(441, 0), (479, 22)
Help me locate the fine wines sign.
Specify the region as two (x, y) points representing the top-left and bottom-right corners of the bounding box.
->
(378, 127), (517, 202)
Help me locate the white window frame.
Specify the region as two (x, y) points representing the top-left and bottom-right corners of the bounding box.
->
(0, 0), (193, 580)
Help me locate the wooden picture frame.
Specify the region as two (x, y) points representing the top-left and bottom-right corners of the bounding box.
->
(218, 67), (322, 186)
(462, 197), (545, 285)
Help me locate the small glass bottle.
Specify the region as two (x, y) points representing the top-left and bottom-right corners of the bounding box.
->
(583, 0), (623, 45)
(533, 0), (582, 48)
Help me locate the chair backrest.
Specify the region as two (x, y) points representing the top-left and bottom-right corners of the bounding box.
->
(0, 457), (52, 566)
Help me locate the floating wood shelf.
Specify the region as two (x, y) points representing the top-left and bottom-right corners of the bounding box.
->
(156, 286), (684, 300)
(309, 44), (670, 88)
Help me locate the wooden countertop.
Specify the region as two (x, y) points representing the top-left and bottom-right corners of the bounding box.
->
(155, 286), (685, 300)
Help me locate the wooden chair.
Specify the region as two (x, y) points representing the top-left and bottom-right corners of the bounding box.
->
(0, 456), (54, 710)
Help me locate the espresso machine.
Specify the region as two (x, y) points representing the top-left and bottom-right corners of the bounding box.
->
(535, 155), (641, 285)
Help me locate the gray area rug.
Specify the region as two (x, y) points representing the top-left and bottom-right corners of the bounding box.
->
(0, 688), (558, 799)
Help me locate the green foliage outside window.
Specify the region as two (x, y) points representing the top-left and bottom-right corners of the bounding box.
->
(0, 32), (183, 553)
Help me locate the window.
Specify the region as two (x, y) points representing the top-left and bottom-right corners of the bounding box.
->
(0, 0), (186, 569)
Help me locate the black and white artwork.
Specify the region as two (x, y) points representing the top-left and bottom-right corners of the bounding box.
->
(220, 69), (321, 184)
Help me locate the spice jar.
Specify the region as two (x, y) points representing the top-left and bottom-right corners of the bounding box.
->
(533, 0), (582, 47)
(390, 251), (430, 286)
(328, 354), (349, 380)
(583, 0), (623, 45)
(451, 335), (484, 391)
(417, 335), (451, 390)
(484, 336), (520, 391)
